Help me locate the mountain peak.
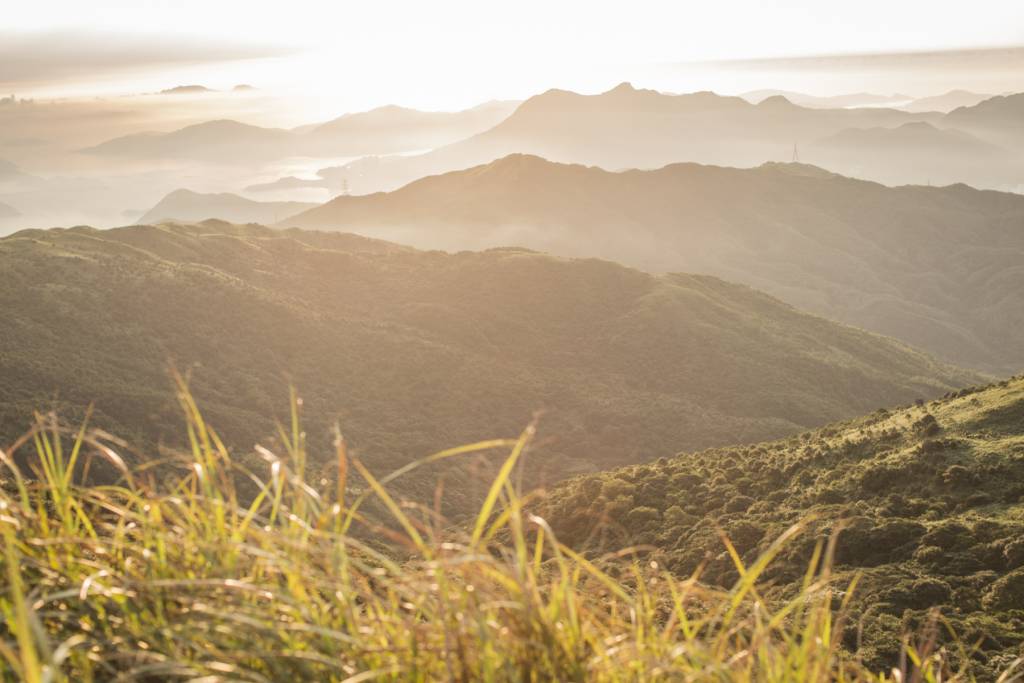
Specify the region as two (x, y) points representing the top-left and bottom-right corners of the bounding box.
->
(160, 85), (213, 95)
(758, 161), (839, 179)
(606, 82), (637, 95)
(464, 153), (580, 182)
(757, 94), (795, 108)
(898, 121), (939, 131)
(950, 91), (1024, 116)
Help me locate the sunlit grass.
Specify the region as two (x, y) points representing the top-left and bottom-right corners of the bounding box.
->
(0, 379), (1014, 682)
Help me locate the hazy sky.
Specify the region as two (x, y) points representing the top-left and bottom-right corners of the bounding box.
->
(5, 0), (1024, 114)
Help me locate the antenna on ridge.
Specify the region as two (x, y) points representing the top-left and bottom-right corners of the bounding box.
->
(791, 142), (800, 163)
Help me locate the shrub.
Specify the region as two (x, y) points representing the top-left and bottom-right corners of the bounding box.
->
(982, 569), (1024, 611)
(725, 494), (754, 513)
(836, 517), (925, 566)
(601, 477), (637, 499)
(913, 414), (942, 437)
(941, 464), (974, 487)
(1004, 539), (1024, 569)
(906, 577), (953, 609)
(913, 545), (944, 564)
(664, 504), (696, 528)
(625, 505), (660, 528)
(921, 521), (972, 551)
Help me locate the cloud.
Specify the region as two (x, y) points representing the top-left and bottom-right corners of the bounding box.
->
(0, 30), (296, 87)
(705, 45), (1024, 72)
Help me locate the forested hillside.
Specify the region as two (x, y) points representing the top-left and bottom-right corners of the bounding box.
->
(544, 376), (1024, 676)
(0, 221), (975, 509)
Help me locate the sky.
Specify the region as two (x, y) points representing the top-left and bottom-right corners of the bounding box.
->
(4, 0), (1024, 116)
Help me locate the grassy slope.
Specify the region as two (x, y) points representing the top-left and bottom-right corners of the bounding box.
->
(0, 384), (990, 681)
(285, 155), (1024, 375)
(544, 376), (1024, 675)
(0, 221), (976, 508)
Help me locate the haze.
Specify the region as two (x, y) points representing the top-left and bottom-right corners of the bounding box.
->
(5, 0), (1024, 113)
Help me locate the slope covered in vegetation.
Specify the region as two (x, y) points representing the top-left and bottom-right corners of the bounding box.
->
(0, 221), (976, 508)
(544, 376), (1024, 676)
(286, 154), (1024, 374)
(0, 389), (991, 681)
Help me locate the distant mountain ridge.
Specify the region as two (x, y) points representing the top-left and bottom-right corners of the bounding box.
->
(298, 84), (1020, 195)
(285, 155), (1024, 374)
(159, 85), (214, 95)
(140, 189), (317, 225)
(901, 89), (993, 113)
(84, 101), (519, 163)
(742, 89), (993, 113)
(742, 90), (913, 109)
(808, 121), (1016, 187)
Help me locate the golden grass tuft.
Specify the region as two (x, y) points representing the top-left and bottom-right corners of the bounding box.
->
(0, 380), (1016, 682)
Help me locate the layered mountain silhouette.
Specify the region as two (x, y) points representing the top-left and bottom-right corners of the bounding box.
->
(900, 89), (994, 113)
(0, 221), (974, 503)
(742, 89), (993, 113)
(307, 101), (519, 155)
(84, 119), (295, 163)
(140, 189), (317, 225)
(159, 85), (214, 95)
(742, 90), (913, 109)
(286, 155), (1024, 374)
(290, 84), (1024, 194)
(84, 101), (518, 163)
(809, 121), (1016, 187)
(317, 83), (943, 194)
(945, 92), (1024, 144)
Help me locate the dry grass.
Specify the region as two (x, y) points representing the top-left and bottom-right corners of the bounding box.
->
(0, 378), (1015, 682)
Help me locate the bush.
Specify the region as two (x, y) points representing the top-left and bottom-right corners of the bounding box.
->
(625, 505), (660, 528)
(725, 494), (754, 513)
(913, 414), (942, 437)
(941, 465), (974, 487)
(836, 517), (925, 566)
(982, 569), (1024, 610)
(921, 521), (972, 551)
(1004, 539), (1024, 569)
(601, 477), (637, 500)
(906, 577), (953, 609)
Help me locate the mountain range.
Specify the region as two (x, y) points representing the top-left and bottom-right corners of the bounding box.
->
(293, 83), (1023, 196)
(312, 83), (940, 194)
(285, 154), (1024, 375)
(84, 101), (519, 163)
(0, 220), (975, 509)
(808, 121), (1017, 188)
(741, 89), (993, 113)
(140, 189), (317, 225)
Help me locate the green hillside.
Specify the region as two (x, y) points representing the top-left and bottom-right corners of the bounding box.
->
(543, 376), (1024, 676)
(0, 221), (975, 509)
(285, 154), (1024, 375)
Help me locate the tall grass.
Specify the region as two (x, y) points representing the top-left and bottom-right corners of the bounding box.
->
(0, 381), (1010, 681)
